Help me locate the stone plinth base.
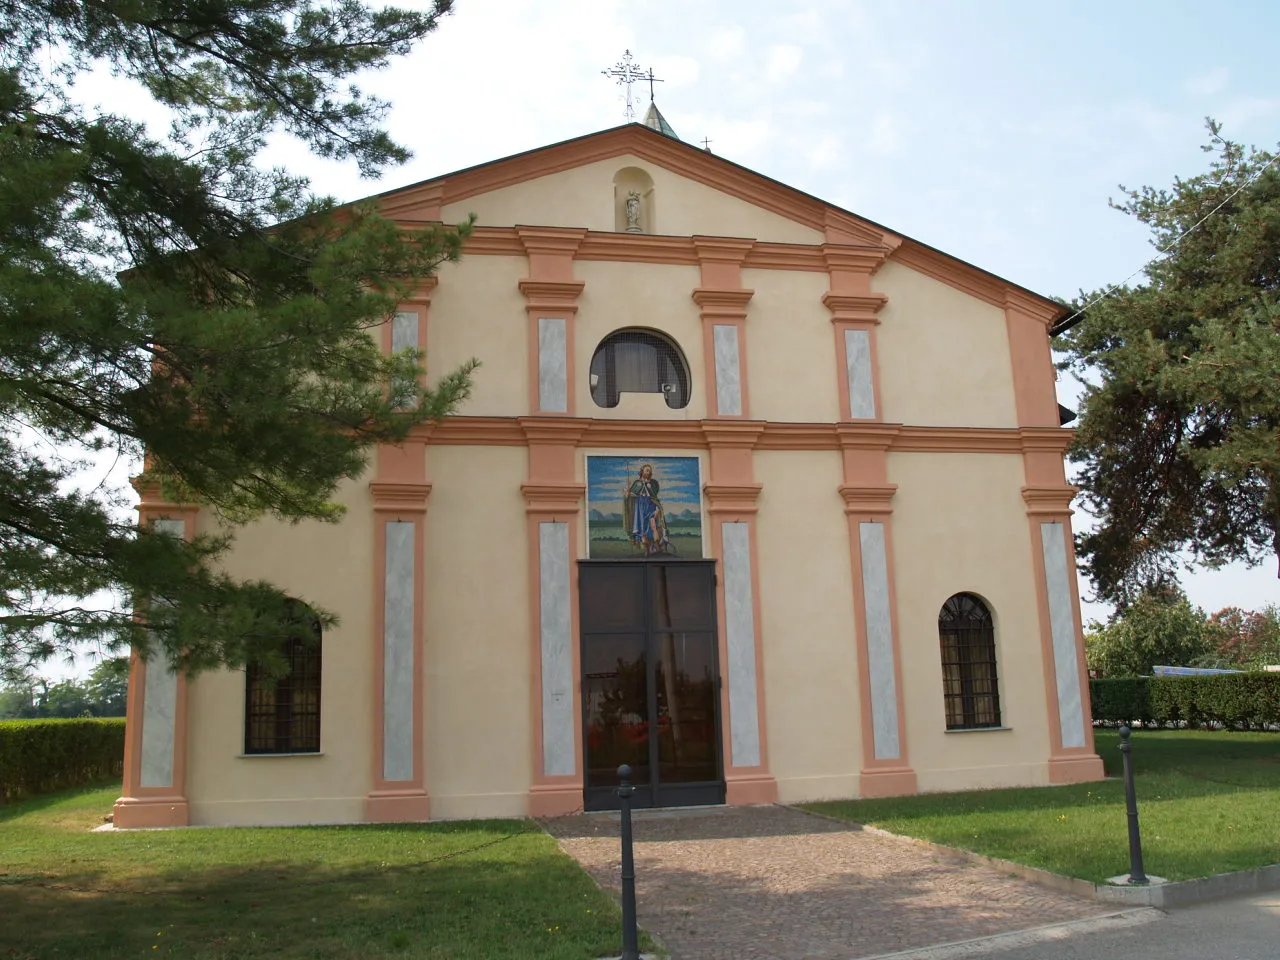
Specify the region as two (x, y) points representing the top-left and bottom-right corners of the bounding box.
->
(112, 796), (189, 829)
(365, 789), (430, 823)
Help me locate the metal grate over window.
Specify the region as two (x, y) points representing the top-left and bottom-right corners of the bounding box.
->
(244, 610), (322, 754)
(589, 329), (690, 409)
(938, 593), (1001, 729)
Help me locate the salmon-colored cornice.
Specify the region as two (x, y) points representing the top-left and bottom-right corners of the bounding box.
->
(521, 481), (586, 514)
(824, 209), (901, 248)
(1005, 288), (1066, 327)
(838, 484), (898, 515)
(1022, 484), (1078, 515)
(823, 293), (888, 325)
(701, 421), (766, 448)
(822, 243), (894, 275)
(891, 240), (1011, 310)
(692, 288), (754, 320)
(515, 225), (588, 258)
(518, 279), (586, 314)
(692, 236), (755, 262)
(369, 480), (432, 511)
(704, 483), (764, 514)
(414, 416), (1076, 455)
(518, 417), (591, 446)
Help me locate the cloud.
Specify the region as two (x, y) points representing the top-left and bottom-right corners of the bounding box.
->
(653, 54), (701, 90)
(867, 113), (903, 154)
(707, 25), (746, 61)
(765, 44), (804, 82)
(1185, 67), (1229, 97)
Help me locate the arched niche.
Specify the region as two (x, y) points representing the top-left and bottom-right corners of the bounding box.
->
(613, 167), (656, 234)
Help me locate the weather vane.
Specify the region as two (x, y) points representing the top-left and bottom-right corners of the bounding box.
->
(602, 50), (661, 122)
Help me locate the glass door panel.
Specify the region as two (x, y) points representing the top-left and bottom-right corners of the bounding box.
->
(654, 630), (719, 784)
(583, 632), (650, 791)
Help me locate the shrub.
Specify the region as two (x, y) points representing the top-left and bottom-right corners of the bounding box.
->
(0, 718), (126, 802)
(1091, 673), (1280, 729)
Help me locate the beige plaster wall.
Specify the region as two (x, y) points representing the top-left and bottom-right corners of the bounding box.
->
(874, 261), (1018, 428)
(888, 451), (1053, 791)
(754, 451), (863, 802)
(742, 268), (841, 423)
(423, 445), (532, 819)
(428, 254), (528, 418)
(441, 154), (822, 244)
(575, 260), (707, 420)
(186, 478), (374, 826)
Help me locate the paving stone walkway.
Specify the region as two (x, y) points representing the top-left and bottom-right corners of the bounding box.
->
(543, 804), (1110, 960)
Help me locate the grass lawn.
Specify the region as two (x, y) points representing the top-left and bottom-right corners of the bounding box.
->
(804, 729), (1280, 884)
(0, 785), (648, 959)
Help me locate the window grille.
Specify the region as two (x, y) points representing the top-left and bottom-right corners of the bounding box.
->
(244, 608), (322, 754)
(589, 329), (690, 409)
(938, 593), (1001, 729)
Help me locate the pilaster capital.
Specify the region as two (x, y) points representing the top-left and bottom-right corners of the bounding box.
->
(514, 226), (589, 259)
(823, 209), (902, 250)
(1022, 485), (1078, 516)
(691, 236), (755, 263)
(518, 417), (591, 446)
(821, 243), (894, 275)
(839, 484), (897, 516)
(701, 420), (765, 448)
(704, 482), (763, 515)
(692, 288), (754, 321)
(835, 422), (901, 451)
(1004, 288), (1064, 326)
(521, 482), (585, 515)
(822, 292), (888, 324)
(518, 279), (586, 314)
(1019, 426), (1074, 455)
(370, 480), (432, 512)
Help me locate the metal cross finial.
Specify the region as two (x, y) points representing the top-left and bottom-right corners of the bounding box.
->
(701, 137), (713, 152)
(602, 50), (658, 122)
(646, 67), (663, 102)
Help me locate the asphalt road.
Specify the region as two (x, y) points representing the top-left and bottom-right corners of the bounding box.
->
(863, 891), (1280, 960)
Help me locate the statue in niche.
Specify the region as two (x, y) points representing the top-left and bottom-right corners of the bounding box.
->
(624, 190), (643, 233)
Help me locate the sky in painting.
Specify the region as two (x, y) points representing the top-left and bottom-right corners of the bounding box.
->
(49, 0), (1280, 674)
(587, 457), (704, 517)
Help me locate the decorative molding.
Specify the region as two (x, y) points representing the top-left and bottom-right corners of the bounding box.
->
(821, 243), (894, 275)
(823, 293), (888, 325)
(891, 240), (1008, 309)
(692, 288), (754, 319)
(414, 416), (1078, 456)
(521, 482), (585, 514)
(1022, 485), (1079, 516)
(839, 484), (898, 515)
(517, 279), (586, 314)
(824, 208), (901, 248)
(704, 483), (764, 514)
(1005, 288), (1067, 326)
(369, 481), (433, 511)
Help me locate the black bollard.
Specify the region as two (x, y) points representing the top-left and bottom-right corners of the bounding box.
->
(1118, 725), (1148, 884)
(617, 764), (640, 960)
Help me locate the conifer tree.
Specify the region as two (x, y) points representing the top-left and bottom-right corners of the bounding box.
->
(0, 1), (474, 678)
(1058, 123), (1280, 606)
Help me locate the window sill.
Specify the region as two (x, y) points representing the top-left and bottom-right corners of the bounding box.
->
(236, 752), (325, 758)
(944, 726), (1012, 734)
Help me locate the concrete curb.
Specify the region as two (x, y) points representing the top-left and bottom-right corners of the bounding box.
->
(793, 806), (1280, 909)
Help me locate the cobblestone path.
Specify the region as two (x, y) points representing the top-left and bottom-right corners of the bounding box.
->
(544, 804), (1108, 960)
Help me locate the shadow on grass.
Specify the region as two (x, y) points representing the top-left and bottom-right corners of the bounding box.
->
(0, 831), (629, 960)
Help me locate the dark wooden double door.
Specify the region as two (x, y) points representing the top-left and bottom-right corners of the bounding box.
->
(580, 561), (725, 811)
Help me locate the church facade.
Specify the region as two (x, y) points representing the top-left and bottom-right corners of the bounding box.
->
(114, 119), (1105, 828)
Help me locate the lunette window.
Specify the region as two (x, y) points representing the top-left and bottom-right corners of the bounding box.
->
(589, 329), (690, 409)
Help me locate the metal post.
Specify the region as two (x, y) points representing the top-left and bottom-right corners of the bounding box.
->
(617, 764), (640, 960)
(1118, 725), (1148, 884)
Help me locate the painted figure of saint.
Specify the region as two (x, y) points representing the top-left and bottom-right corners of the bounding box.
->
(623, 463), (670, 555)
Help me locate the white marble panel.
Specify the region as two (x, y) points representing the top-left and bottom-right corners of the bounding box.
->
(860, 522), (900, 760)
(723, 522), (761, 768)
(844, 328), (876, 419)
(392, 311), (418, 352)
(383, 521), (416, 781)
(538, 317), (568, 413)
(539, 523), (576, 776)
(713, 324), (743, 416)
(140, 517), (185, 788)
(140, 647), (178, 787)
(1042, 522), (1086, 748)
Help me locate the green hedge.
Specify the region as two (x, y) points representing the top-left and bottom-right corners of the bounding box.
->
(1090, 673), (1280, 729)
(0, 718), (126, 802)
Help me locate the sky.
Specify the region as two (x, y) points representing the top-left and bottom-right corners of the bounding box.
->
(44, 0), (1280, 674)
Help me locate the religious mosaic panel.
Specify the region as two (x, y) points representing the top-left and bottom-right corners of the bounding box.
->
(586, 456), (703, 559)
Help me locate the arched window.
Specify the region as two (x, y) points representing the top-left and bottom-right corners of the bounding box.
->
(589, 329), (690, 409)
(244, 602), (322, 754)
(938, 593), (1001, 729)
